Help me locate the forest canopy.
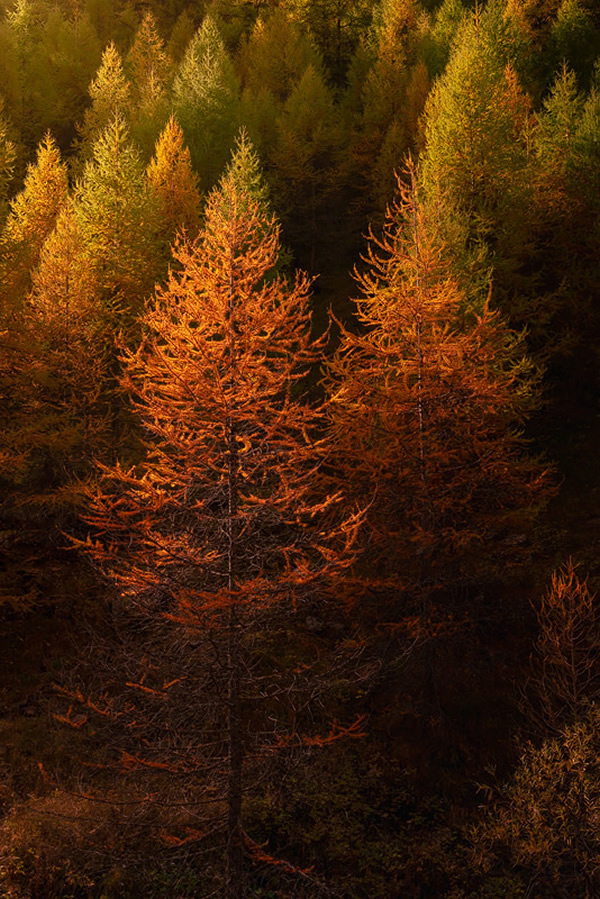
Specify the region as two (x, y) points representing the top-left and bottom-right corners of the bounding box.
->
(1, 0), (599, 896)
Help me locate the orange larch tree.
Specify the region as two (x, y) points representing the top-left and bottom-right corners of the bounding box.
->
(77, 145), (360, 897)
(325, 168), (552, 592)
(527, 560), (600, 732)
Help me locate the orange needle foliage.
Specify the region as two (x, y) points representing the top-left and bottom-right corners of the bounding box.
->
(326, 168), (553, 587)
(84, 180), (358, 608)
(78, 149), (361, 898)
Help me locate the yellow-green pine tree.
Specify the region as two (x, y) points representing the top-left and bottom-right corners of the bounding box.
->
(172, 16), (241, 188)
(126, 11), (172, 159)
(74, 41), (131, 167)
(74, 115), (160, 319)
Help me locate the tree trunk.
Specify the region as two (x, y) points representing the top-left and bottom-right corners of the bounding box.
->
(225, 610), (243, 899)
(225, 236), (243, 899)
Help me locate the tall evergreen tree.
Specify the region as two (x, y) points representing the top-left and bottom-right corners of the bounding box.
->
(424, 0), (466, 78)
(74, 41), (131, 166)
(326, 170), (550, 588)
(74, 115), (159, 317)
(345, 0), (431, 216)
(126, 10), (171, 96)
(0, 100), (17, 226)
(237, 7), (321, 103)
(270, 64), (342, 270)
(549, 0), (598, 88)
(165, 6), (196, 64)
(146, 114), (201, 258)
(126, 11), (172, 158)
(419, 2), (535, 314)
(528, 65), (600, 379)
(1, 199), (110, 521)
(0, 132), (68, 307)
(421, 4), (531, 245)
(78, 148), (359, 899)
(1, 0), (42, 144)
(29, 5), (102, 148)
(172, 15), (241, 188)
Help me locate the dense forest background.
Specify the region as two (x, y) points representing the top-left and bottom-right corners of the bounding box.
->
(1, 0), (600, 895)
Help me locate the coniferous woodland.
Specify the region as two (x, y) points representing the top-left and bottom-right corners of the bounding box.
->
(1, 0), (600, 895)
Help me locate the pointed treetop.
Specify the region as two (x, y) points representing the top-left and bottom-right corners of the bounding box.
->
(75, 41), (131, 164)
(89, 41), (130, 115)
(1, 131), (67, 249)
(218, 128), (270, 211)
(171, 15), (240, 186)
(173, 15), (230, 97)
(74, 115), (159, 307)
(147, 114), (200, 241)
(126, 11), (171, 99)
(0, 131), (68, 305)
(29, 197), (101, 336)
(238, 7), (322, 102)
(535, 63), (583, 160)
(78, 113), (143, 188)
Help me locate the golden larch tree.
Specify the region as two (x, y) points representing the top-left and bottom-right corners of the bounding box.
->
(0, 132), (68, 307)
(0, 198), (110, 609)
(326, 168), (551, 590)
(78, 145), (360, 897)
(73, 41), (131, 167)
(146, 114), (200, 253)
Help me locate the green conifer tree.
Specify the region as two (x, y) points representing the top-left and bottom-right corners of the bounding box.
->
(2, 0), (42, 144)
(421, 4), (530, 244)
(165, 7), (195, 64)
(550, 0), (598, 88)
(528, 66), (600, 377)
(419, 2), (534, 309)
(172, 16), (241, 188)
(74, 115), (159, 318)
(0, 100), (17, 226)
(28, 5), (102, 148)
(126, 11), (172, 158)
(74, 41), (131, 166)
(345, 0), (431, 215)
(270, 64), (342, 270)
(237, 8), (321, 103)
(424, 0), (466, 78)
